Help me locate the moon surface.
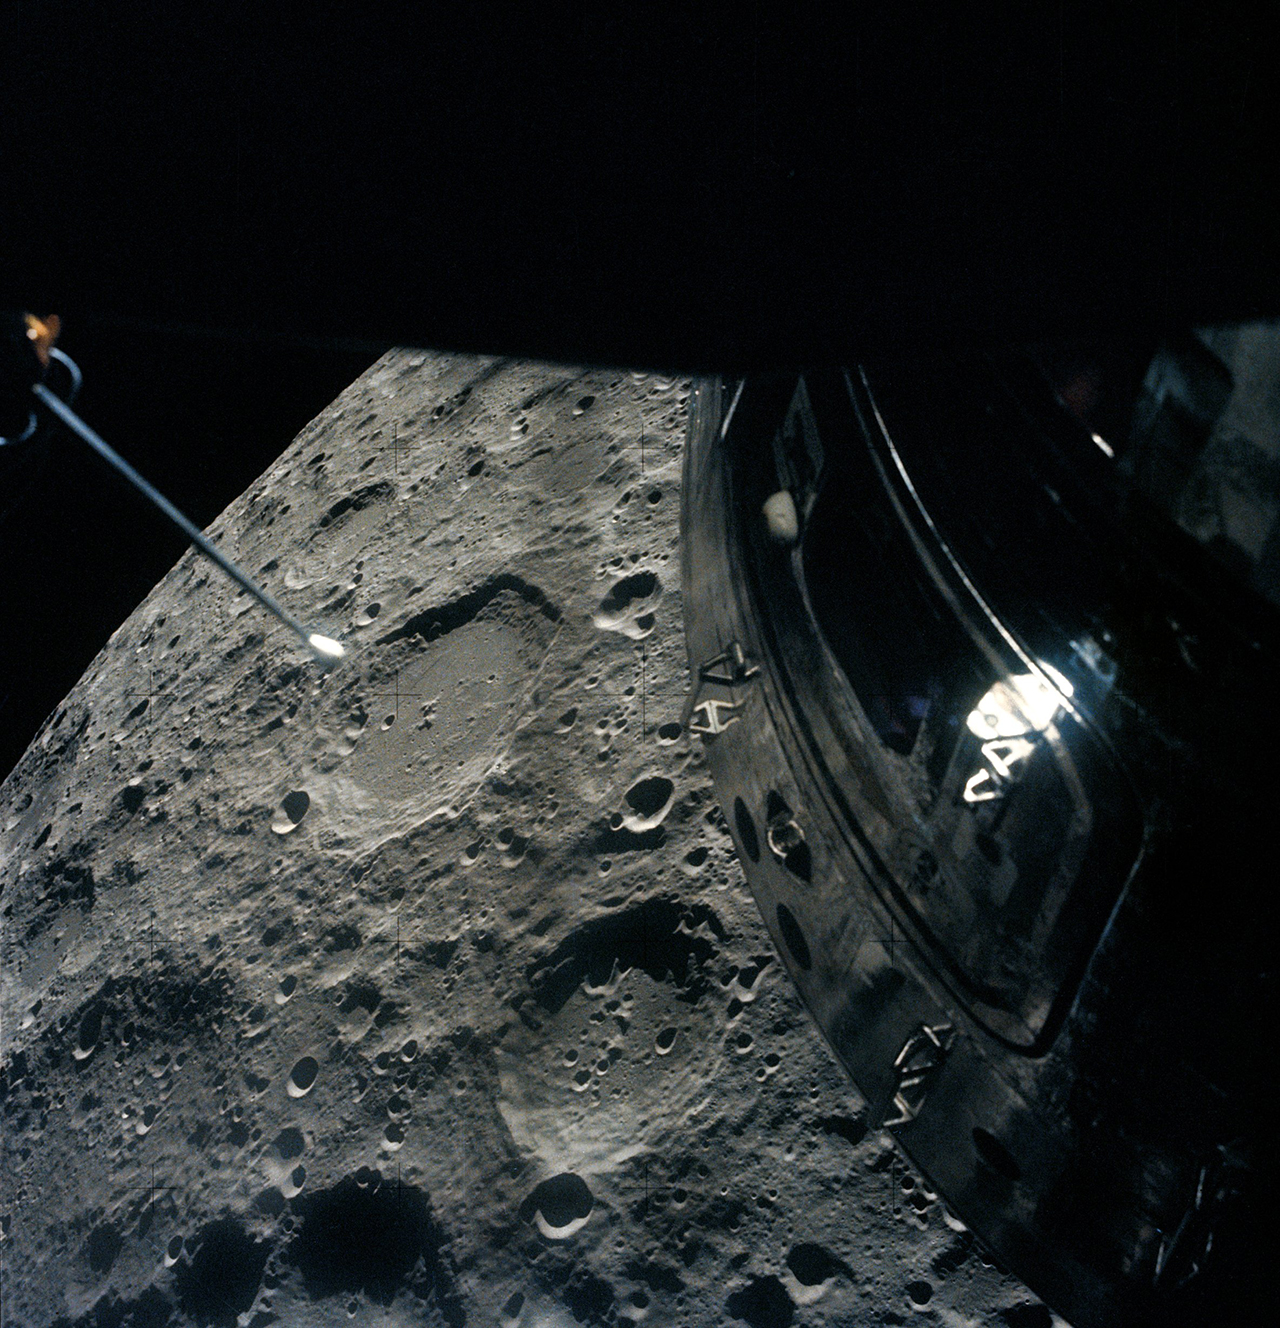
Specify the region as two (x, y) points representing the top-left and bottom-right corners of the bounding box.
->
(0, 351), (1061, 1326)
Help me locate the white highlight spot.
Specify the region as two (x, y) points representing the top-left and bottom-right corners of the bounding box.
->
(965, 664), (1074, 741)
(962, 662), (1074, 803)
(308, 633), (345, 659)
(762, 490), (799, 542)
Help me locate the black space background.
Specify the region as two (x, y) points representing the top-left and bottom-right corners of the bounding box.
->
(0, 328), (381, 783)
(1, 5), (1277, 782)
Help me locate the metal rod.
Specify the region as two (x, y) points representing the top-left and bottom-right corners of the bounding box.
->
(32, 382), (344, 661)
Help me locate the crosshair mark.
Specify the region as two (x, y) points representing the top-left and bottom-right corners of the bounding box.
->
(128, 1159), (184, 1259)
(873, 916), (917, 971)
(366, 669), (427, 730)
(146, 1162), (181, 1215)
(124, 596), (215, 737)
(122, 668), (163, 721)
(143, 903), (181, 977)
(387, 422), (415, 476)
(634, 640), (687, 744)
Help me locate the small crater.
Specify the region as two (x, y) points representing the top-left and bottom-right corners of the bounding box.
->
(500, 833), (529, 865)
(625, 1258), (685, 1295)
(623, 775), (674, 828)
(523, 1172), (594, 1239)
(818, 1113), (868, 1147)
(260, 921), (290, 948)
(907, 1279), (933, 1307)
(287, 1056), (319, 1098)
(377, 571), (560, 647)
(655, 1027), (678, 1055)
(931, 1232), (975, 1277)
(274, 1127), (306, 1160)
(74, 1005), (102, 1060)
(563, 1271), (615, 1322)
(282, 790), (310, 821)
(593, 822), (667, 855)
(323, 923), (362, 953)
(726, 1274), (795, 1328)
(272, 790), (310, 835)
(86, 1222), (123, 1275)
(594, 570), (661, 637)
(786, 1243), (848, 1287)
(316, 480), (395, 531)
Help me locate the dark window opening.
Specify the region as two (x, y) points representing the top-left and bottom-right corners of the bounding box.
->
(777, 371), (1143, 1048)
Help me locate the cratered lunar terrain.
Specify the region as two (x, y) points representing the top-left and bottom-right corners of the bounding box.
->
(0, 351), (1062, 1327)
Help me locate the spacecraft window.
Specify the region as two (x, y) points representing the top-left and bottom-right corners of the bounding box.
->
(790, 371), (1144, 1047)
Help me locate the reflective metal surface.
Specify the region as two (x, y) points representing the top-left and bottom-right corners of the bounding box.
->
(681, 350), (1278, 1327)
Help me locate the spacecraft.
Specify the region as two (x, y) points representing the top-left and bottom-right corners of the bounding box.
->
(680, 328), (1279, 1326)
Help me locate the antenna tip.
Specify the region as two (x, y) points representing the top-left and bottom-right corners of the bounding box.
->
(308, 633), (346, 660)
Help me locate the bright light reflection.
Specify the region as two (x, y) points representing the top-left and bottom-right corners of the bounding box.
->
(966, 664), (1073, 741)
(308, 633), (346, 659)
(1091, 432), (1115, 458)
(962, 664), (1072, 804)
